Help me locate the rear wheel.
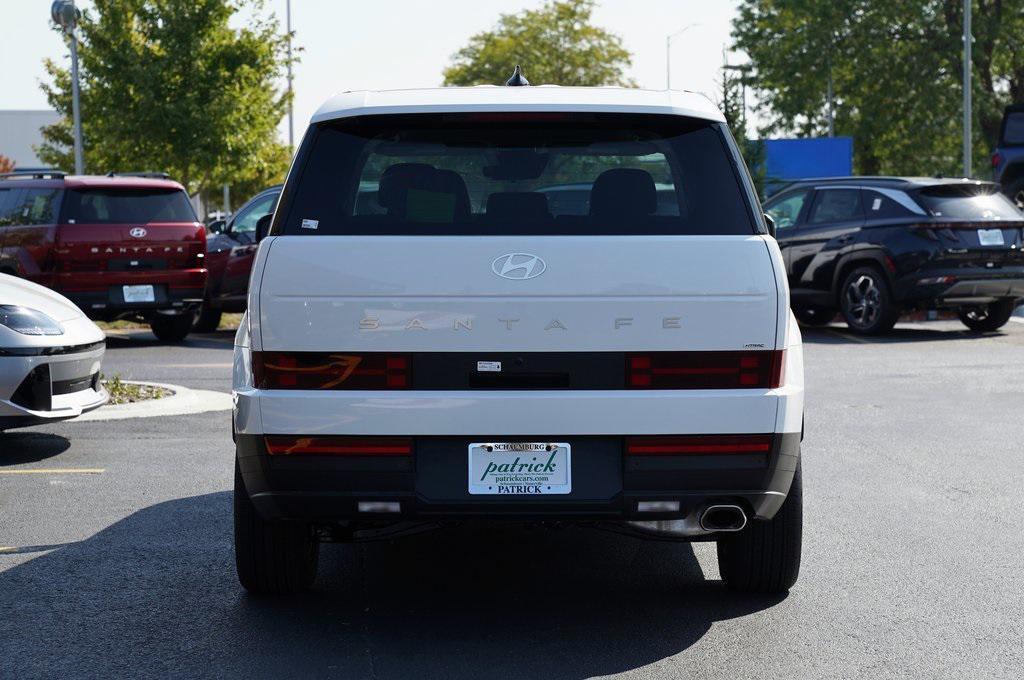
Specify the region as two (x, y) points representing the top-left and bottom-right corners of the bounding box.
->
(234, 461), (319, 594)
(958, 299), (1015, 332)
(839, 266), (899, 335)
(716, 463), (802, 594)
(149, 312), (196, 342)
(792, 305), (835, 326)
(192, 304), (222, 333)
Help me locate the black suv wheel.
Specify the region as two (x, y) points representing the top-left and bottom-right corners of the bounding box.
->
(1004, 177), (1024, 211)
(717, 463), (802, 594)
(839, 266), (899, 335)
(958, 299), (1016, 333)
(234, 461), (319, 594)
(792, 305), (835, 326)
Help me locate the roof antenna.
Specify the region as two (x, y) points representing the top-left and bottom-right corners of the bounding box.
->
(505, 65), (530, 86)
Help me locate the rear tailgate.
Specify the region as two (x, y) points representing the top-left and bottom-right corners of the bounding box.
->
(257, 235), (778, 352)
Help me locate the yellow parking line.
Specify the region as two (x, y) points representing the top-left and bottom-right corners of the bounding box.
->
(0, 546), (15, 553)
(0, 468), (105, 475)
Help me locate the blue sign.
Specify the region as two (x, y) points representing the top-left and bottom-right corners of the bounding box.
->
(764, 137), (853, 182)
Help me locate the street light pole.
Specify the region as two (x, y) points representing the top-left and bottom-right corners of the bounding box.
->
(665, 24), (700, 90)
(286, 0), (294, 150)
(51, 0), (84, 174)
(962, 0), (972, 177)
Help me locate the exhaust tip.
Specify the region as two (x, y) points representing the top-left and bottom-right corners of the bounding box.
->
(699, 504), (747, 532)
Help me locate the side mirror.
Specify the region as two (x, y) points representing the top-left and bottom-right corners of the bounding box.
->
(763, 213), (777, 239)
(255, 213), (273, 242)
(206, 219), (226, 234)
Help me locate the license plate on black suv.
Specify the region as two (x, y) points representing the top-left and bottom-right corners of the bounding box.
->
(467, 442), (571, 495)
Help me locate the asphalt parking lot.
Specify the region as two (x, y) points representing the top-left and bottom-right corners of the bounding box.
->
(2, 320), (1023, 679)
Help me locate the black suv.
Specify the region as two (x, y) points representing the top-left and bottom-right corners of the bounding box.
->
(764, 177), (1024, 334)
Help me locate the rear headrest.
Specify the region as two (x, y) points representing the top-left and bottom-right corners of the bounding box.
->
(485, 192), (550, 223)
(589, 168), (657, 220)
(376, 164), (470, 222)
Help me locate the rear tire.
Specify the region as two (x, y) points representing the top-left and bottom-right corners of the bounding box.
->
(234, 461), (319, 595)
(958, 299), (1015, 333)
(717, 463), (802, 594)
(192, 304), (222, 333)
(792, 305), (835, 326)
(839, 266), (899, 335)
(149, 312), (196, 342)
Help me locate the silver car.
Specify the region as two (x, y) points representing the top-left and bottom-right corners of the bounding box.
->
(0, 273), (107, 431)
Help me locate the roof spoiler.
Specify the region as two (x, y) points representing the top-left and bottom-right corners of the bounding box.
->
(106, 171), (172, 180)
(0, 170), (66, 180)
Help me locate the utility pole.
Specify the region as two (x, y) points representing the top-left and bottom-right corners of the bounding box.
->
(51, 1), (84, 174)
(962, 0), (972, 177)
(665, 24), (700, 90)
(826, 53), (835, 137)
(286, 0), (294, 149)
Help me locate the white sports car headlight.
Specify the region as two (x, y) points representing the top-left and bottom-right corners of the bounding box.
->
(0, 305), (65, 336)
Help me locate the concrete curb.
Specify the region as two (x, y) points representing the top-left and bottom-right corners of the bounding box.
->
(75, 381), (232, 422)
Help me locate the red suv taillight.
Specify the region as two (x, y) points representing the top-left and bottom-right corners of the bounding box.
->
(626, 434), (773, 456)
(626, 351), (784, 389)
(265, 436), (412, 456)
(252, 352), (411, 389)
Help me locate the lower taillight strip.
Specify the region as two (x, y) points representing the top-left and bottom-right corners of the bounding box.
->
(265, 435), (413, 456)
(626, 435), (774, 456)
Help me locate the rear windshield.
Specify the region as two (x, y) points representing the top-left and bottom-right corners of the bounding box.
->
(1003, 111), (1024, 146)
(916, 185), (1023, 221)
(276, 113), (757, 236)
(61, 188), (195, 224)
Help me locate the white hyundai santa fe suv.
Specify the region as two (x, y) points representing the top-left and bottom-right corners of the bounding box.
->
(232, 82), (805, 595)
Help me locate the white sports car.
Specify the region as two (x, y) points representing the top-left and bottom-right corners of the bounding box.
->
(0, 273), (107, 431)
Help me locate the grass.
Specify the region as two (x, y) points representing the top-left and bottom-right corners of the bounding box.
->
(101, 374), (173, 405)
(96, 312), (244, 332)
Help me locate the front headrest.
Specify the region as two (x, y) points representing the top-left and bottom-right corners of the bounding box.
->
(589, 168), (657, 220)
(485, 192), (550, 222)
(377, 163), (435, 211)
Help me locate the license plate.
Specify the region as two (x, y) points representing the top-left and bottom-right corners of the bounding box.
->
(978, 229), (1005, 246)
(122, 284), (155, 303)
(468, 442), (571, 495)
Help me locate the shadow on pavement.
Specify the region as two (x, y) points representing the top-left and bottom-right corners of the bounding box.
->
(0, 432), (71, 465)
(800, 324), (1001, 345)
(0, 492), (784, 679)
(104, 331), (233, 350)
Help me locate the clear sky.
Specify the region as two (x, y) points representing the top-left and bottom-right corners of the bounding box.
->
(0, 0), (748, 143)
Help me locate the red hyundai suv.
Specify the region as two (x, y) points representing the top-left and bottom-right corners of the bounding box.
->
(0, 172), (206, 341)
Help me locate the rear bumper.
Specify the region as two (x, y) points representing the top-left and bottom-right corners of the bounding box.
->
(61, 286), (205, 317)
(236, 432), (801, 532)
(895, 268), (1024, 306)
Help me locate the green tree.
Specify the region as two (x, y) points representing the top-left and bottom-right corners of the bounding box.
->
(732, 0), (1024, 177)
(442, 0), (635, 87)
(39, 0), (293, 198)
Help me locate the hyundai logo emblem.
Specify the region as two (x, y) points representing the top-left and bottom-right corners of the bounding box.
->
(129, 227), (147, 238)
(492, 253), (546, 280)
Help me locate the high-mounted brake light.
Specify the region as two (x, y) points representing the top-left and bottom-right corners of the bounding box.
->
(252, 352), (410, 390)
(626, 351), (784, 389)
(265, 436), (412, 456)
(626, 435), (772, 456)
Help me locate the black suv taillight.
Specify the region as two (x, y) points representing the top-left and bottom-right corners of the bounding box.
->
(626, 351), (784, 389)
(252, 352), (410, 389)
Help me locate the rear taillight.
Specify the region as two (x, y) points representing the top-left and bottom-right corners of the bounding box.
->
(626, 351), (784, 389)
(265, 435), (412, 456)
(626, 434), (773, 455)
(252, 352), (410, 389)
